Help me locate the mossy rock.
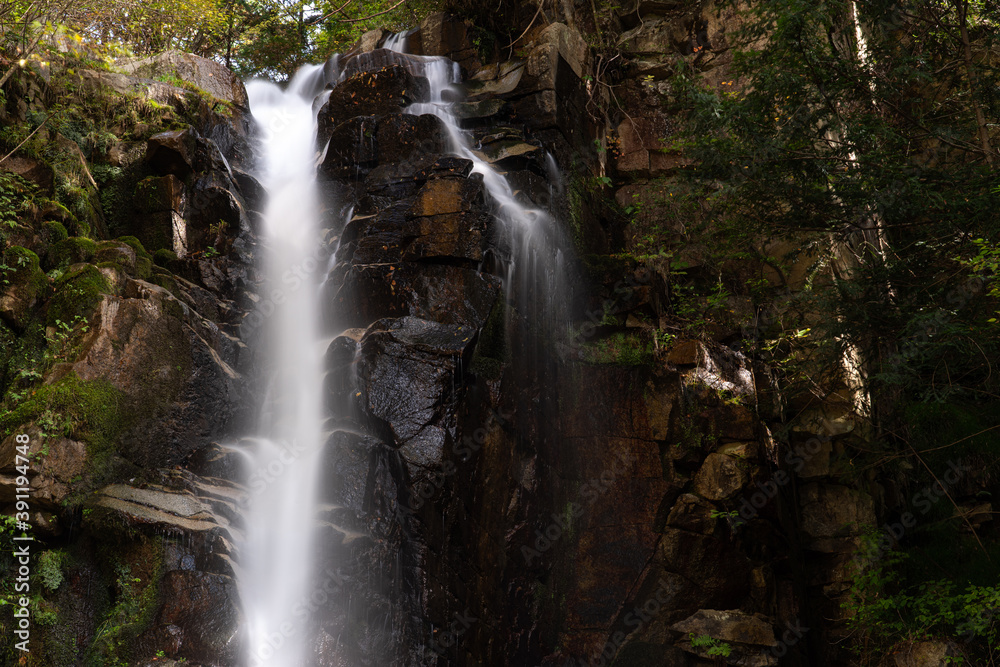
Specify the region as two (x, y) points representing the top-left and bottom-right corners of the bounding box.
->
(46, 263), (111, 327)
(46, 237), (98, 271)
(116, 236), (153, 279)
(115, 235), (152, 260)
(95, 240), (138, 274)
(1, 246), (48, 329)
(152, 248), (178, 266)
(0, 371), (126, 454)
(58, 182), (103, 238)
(39, 200), (76, 225)
(148, 271), (179, 297)
(2, 246), (46, 291)
(42, 220), (69, 243)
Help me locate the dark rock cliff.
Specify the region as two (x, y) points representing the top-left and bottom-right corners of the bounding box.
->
(2, 4), (995, 667)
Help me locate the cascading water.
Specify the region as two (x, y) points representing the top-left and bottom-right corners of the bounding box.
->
(241, 66), (332, 667)
(382, 42), (576, 343)
(234, 35), (576, 666)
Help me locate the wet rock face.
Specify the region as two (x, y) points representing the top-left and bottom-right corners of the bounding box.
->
(306, 49), (520, 666)
(304, 22), (811, 667)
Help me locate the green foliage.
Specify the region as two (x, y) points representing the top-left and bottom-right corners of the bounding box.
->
(0, 171), (36, 235)
(845, 545), (1000, 665)
(0, 371), (127, 488)
(582, 331), (655, 366)
(675, 0), (1000, 434)
(86, 552), (163, 667)
(37, 550), (66, 591)
(689, 633), (732, 658)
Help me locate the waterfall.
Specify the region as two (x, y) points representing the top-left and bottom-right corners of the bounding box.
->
(241, 65), (331, 667)
(234, 37), (575, 666)
(383, 42), (576, 344)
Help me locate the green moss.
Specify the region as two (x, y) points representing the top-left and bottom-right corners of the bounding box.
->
(2, 246), (46, 289)
(582, 331), (655, 366)
(153, 248), (178, 266)
(148, 271), (179, 295)
(115, 236), (152, 279)
(1, 248), (48, 330)
(41, 200), (75, 224)
(133, 257), (152, 280)
(114, 235), (151, 260)
(43, 220), (69, 242)
(0, 370), (124, 447)
(47, 236), (97, 271)
(55, 178), (102, 237)
(46, 263), (110, 327)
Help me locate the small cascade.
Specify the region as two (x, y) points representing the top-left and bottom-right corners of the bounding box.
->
(384, 40), (576, 345)
(241, 65), (333, 667)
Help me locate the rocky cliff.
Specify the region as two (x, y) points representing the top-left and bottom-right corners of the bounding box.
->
(1, 3), (996, 667)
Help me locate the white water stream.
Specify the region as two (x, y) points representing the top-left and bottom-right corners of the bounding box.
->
(241, 66), (330, 667)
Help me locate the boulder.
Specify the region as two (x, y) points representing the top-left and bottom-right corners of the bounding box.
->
(472, 139), (539, 164)
(95, 240), (138, 273)
(0, 432), (86, 515)
(135, 174), (185, 213)
(518, 23), (590, 95)
(671, 609), (778, 666)
(0, 246), (46, 330)
(466, 64), (524, 99)
(147, 130), (199, 179)
(418, 13), (480, 72)
(318, 63), (429, 137)
(56, 279), (244, 467)
(892, 641), (959, 667)
(156, 570), (243, 663)
(116, 49), (249, 107)
(659, 528), (751, 607)
(1, 155), (54, 194)
(358, 316), (475, 450)
(666, 493), (718, 534)
(693, 452), (748, 501)
(356, 28), (387, 53)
